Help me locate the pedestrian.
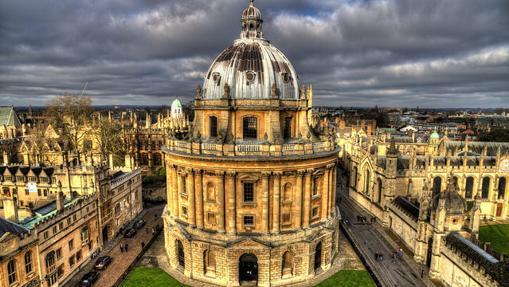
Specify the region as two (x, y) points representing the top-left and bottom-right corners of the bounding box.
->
(141, 242), (145, 249)
(120, 243), (123, 253)
(364, 239), (367, 245)
(125, 243), (129, 252)
(152, 227), (155, 234)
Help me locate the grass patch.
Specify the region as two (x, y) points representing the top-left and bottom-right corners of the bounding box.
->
(316, 270), (375, 287)
(121, 267), (188, 287)
(479, 224), (509, 254)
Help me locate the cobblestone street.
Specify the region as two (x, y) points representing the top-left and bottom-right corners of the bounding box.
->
(64, 205), (164, 287)
(339, 194), (435, 287)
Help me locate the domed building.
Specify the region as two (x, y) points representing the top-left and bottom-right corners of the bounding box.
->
(162, 1), (340, 286)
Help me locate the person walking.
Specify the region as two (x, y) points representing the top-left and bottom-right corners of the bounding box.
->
(125, 243), (129, 252)
(120, 243), (124, 253)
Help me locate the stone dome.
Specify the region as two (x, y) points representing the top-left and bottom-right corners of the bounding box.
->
(202, 0), (299, 100)
(170, 98), (183, 119)
(430, 179), (466, 215)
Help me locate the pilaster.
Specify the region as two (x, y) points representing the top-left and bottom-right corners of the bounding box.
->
(226, 171), (237, 235)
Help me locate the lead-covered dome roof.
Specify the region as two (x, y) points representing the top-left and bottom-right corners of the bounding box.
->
(202, 0), (299, 100)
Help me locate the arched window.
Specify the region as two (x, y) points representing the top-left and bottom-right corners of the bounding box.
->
(45, 251), (56, 271)
(282, 251), (294, 277)
(209, 116), (218, 137)
(283, 183), (292, 202)
(498, 177), (506, 200)
(7, 259), (17, 285)
(283, 117), (292, 140)
(376, 178), (383, 204)
(206, 182), (215, 202)
(24, 251), (33, 274)
(432, 177), (442, 197)
(465, 177), (474, 199)
(482, 177), (490, 199)
(203, 249), (216, 276)
(363, 169), (370, 195)
(351, 167), (358, 187)
(242, 117), (257, 140)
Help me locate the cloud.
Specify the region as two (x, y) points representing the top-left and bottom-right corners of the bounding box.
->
(0, 0), (508, 107)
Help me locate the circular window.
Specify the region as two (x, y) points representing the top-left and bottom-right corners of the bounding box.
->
(246, 71), (256, 83)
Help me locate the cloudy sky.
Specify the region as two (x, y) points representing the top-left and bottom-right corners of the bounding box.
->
(1, 0), (508, 107)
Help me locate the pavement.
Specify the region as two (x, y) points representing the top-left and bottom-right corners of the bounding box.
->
(339, 192), (435, 287)
(64, 204), (164, 287)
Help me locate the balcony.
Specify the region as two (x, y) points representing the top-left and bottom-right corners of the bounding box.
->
(164, 139), (338, 158)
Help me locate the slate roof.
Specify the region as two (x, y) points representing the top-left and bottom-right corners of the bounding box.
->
(0, 106), (21, 127)
(0, 217), (29, 237)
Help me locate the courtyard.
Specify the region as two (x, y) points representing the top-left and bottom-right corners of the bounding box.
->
(479, 223), (509, 254)
(121, 228), (374, 287)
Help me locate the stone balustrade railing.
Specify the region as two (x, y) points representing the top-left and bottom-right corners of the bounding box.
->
(164, 139), (337, 157)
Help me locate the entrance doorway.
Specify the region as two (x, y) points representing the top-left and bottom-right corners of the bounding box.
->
(177, 240), (185, 269)
(426, 238), (433, 267)
(314, 242), (322, 272)
(102, 225), (109, 243)
(496, 203), (503, 217)
(239, 253), (258, 284)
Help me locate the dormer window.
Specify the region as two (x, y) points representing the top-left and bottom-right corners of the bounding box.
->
(282, 72), (291, 83)
(212, 73), (221, 86)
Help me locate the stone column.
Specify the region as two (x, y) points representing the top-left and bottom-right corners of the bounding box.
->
(261, 172), (270, 233)
(294, 171), (304, 228)
(322, 166), (331, 220)
(173, 166), (179, 217)
(272, 172), (281, 234)
(331, 166), (337, 216)
(226, 171), (236, 235)
(166, 165), (174, 216)
(187, 169), (196, 227)
(303, 170), (312, 228)
(217, 172), (225, 233)
(195, 169), (204, 229)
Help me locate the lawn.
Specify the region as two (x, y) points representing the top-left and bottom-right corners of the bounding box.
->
(479, 224), (509, 254)
(316, 270), (375, 287)
(121, 267), (188, 287)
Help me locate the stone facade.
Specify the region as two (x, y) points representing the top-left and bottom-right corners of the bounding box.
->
(162, 2), (341, 286)
(0, 165), (143, 287)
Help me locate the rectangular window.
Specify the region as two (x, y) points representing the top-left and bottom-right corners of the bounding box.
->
(210, 116), (218, 137)
(312, 178), (319, 196)
(44, 231), (48, 240)
(25, 252), (33, 274)
(76, 250), (82, 262)
(312, 207), (320, 219)
(283, 117), (292, 140)
(53, 226), (58, 234)
(69, 255), (75, 268)
(56, 248), (62, 259)
(182, 206), (188, 218)
(207, 213), (216, 226)
(242, 117), (257, 139)
(182, 177), (187, 195)
(57, 264), (64, 278)
(243, 215), (254, 227)
(243, 182), (254, 203)
(68, 239), (74, 251)
(282, 213), (291, 224)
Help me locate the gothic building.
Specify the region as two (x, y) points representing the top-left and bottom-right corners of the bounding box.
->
(340, 128), (509, 286)
(162, 1), (340, 286)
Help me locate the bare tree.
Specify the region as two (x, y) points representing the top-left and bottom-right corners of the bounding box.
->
(45, 93), (93, 165)
(93, 115), (127, 165)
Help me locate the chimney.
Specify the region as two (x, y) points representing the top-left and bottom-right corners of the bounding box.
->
(3, 197), (19, 222)
(56, 191), (65, 212)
